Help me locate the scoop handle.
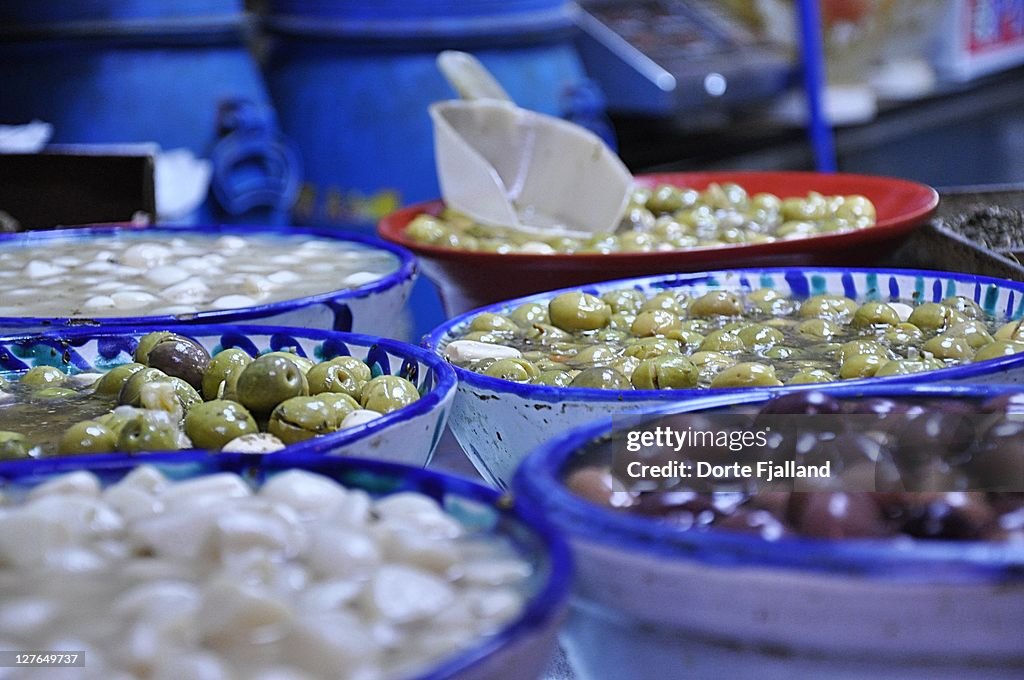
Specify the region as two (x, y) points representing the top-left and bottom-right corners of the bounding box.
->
(437, 51), (512, 103)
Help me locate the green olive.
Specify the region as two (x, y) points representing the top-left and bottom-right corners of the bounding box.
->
(262, 351), (315, 375)
(235, 355), (310, 416)
(788, 369), (835, 384)
(306, 356), (372, 399)
(460, 331), (511, 343)
(623, 337), (682, 360)
(737, 324), (784, 349)
(851, 302), (900, 328)
(202, 349), (253, 400)
(0, 431), (32, 459)
(319, 392), (360, 419)
(139, 377), (201, 417)
(994, 320), (1024, 341)
(573, 345), (621, 365)
(798, 295), (858, 322)
(640, 292), (683, 314)
(525, 323), (573, 344)
(630, 309), (681, 337)
(748, 288), (795, 315)
(116, 411), (182, 452)
(974, 340), (1024, 362)
(33, 387), (78, 399)
(57, 420), (117, 455)
(698, 330), (743, 352)
(533, 370), (576, 387)
(709, 362), (783, 388)
(470, 313), (519, 333)
(884, 323), (925, 347)
(405, 214), (447, 243)
(570, 367), (631, 389)
(360, 375), (420, 414)
(608, 313), (636, 331)
(508, 302), (549, 326)
(834, 195), (875, 221)
(647, 184), (684, 213)
(908, 303), (965, 333)
(797, 318), (839, 340)
(839, 353), (886, 379)
(483, 358), (540, 382)
(183, 400), (258, 450)
(941, 295), (984, 320)
(945, 321), (995, 349)
(836, 340), (890, 364)
(118, 367), (169, 407)
(630, 355), (698, 389)
(923, 334), (974, 360)
(548, 292), (612, 332)
(19, 366), (66, 388)
(874, 359), (944, 377)
(133, 331), (177, 364)
(145, 335), (211, 391)
(763, 346), (803, 360)
(688, 291), (743, 318)
(666, 329), (705, 352)
(607, 356), (640, 379)
(267, 396), (342, 445)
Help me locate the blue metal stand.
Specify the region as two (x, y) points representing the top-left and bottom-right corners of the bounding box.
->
(796, 0), (837, 172)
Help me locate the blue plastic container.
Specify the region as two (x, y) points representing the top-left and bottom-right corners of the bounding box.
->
(261, 0), (589, 227)
(0, 0), (296, 224)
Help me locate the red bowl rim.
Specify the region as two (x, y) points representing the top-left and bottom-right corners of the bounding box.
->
(377, 170), (939, 265)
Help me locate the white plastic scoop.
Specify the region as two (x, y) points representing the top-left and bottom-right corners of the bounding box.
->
(430, 51), (634, 238)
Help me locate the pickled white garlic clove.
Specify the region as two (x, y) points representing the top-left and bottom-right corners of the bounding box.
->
(111, 290), (160, 310)
(198, 579), (293, 648)
(364, 565), (455, 624)
(341, 409), (383, 429)
(221, 433), (286, 454)
(260, 470), (347, 518)
(24, 260), (68, 279)
(145, 265), (191, 287)
(119, 465), (170, 495)
(28, 470), (101, 500)
(890, 302), (914, 322)
(305, 525), (381, 580)
(158, 473), (251, 509)
(443, 340), (522, 362)
(211, 294), (257, 310)
(122, 243), (171, 268)
(342, 272), (382, 287)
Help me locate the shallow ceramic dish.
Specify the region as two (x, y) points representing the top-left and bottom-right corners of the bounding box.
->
(426, 267), (1024, 487)
(0, 324), (457, 466)
(0, 224), (417, 336)
(380, 171), (938, 315)
(514, 383), (1024, 680)
(0, 451), (572, 680)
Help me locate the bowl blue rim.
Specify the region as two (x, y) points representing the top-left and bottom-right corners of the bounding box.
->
(0, 224), (418, 328)
(0, 450), (573, 680)
(513, 382), (1024, 583)
(425, 266), (1024, 404)
(0, 323), (459, 456)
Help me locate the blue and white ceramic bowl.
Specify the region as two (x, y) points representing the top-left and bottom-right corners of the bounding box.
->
(426, 267), (1024, 487)
(515, 383), (1024, 680)
(0, 451), (572, 680)
(0, 324), (457, 465)
(0, 224), (417, 337)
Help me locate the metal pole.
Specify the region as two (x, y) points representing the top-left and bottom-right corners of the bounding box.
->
(796, 0), (837, 172)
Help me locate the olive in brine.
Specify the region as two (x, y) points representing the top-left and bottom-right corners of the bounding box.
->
(58, 421), (117, 456)
(548, 292), (612, 332)
(359, 375), (420, 414)
(116, 411), (182, 452)
(146, 335), (211, 391)
(268, 395), (343, 444)
(184, 400), (259, 450)
(202, 349), (253, 400)
(235, 354), (310, 416)
(0, 431), (32, 459)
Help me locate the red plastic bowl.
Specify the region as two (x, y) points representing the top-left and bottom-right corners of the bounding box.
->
(378, 171), (939, 316)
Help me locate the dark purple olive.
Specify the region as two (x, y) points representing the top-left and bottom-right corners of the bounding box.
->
(791, 492), (890, 539)
(146, 336), (211, 391)
(980, 393), (1024, 415)
(895, 408), (976, 467)
(970, 417), (1024, 491)
(716, 509), (790, 540)
(759, 391), (842, 416)
(900, 492), (995, 540)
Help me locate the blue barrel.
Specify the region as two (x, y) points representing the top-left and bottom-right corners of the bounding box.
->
(0, 0), (297, 224)
(262, 0), (590, 228)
